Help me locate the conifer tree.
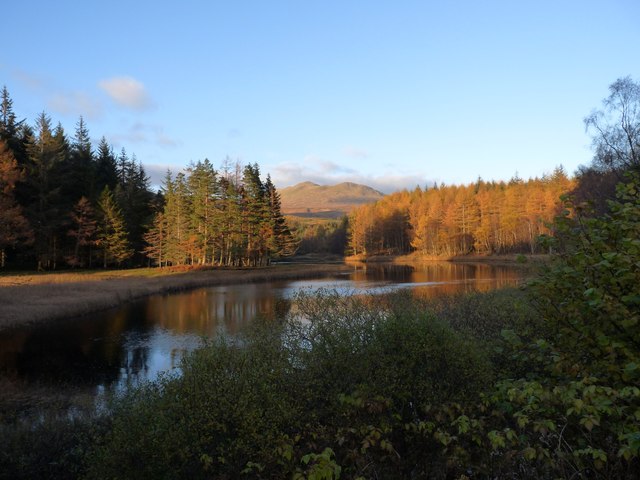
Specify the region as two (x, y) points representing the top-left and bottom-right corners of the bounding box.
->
(66, 196), (97, 267)
(162, 171), (191, 265)
(143, 212), (168, 267)
(242, 163), (269, 265)
(97, 186), (132, 268)
(265, 174), (296, 259)
(186, 159), (218, 264)
(24, 112), (67, 269)
(0, 86), (22, 148)
(66, 116), (94, 200)
(0, 139), (32, 267)
(95, 137), (118, 196)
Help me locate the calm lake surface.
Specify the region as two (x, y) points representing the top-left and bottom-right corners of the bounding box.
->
(0, 262), (526, 396)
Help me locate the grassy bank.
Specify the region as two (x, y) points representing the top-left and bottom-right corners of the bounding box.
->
(0, 264), (350, 331)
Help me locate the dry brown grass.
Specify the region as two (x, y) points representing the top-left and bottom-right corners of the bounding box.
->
(0, 264), (349, 331)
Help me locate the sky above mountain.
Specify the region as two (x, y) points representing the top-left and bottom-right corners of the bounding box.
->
(2, 1), (639, 193)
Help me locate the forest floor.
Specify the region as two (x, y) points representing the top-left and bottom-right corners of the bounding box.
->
(0, 263), (351, 331)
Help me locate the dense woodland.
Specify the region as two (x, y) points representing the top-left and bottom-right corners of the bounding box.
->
(0, 87), (294, 269)
(348, 170), (573, 257)
(1, 77), (638, 270)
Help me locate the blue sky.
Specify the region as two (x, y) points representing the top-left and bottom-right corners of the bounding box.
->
(2, 1), (639, 193)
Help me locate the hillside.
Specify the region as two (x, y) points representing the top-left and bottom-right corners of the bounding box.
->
(280, 181), (384, 218)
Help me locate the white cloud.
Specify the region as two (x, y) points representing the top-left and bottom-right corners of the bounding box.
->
(98, 76), (153, 110)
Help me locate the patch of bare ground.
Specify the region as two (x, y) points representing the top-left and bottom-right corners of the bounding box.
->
(0, 264), (349, 331)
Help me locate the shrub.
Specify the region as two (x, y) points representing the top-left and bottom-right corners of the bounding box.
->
(86, 289), (496, 478)
(483, 175), (640, 477)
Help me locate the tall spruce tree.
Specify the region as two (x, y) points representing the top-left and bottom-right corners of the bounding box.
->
(264, 174), (296, 260)
(143, 212), (168, 267)
(25, 112), (67, 269)
(186, 159), (218, 265)
(97, 186), (132, 268)
(95, 137), (118, 196)
(0, 139), (32, 267)
(66, 196), (97, 268)
(0, 86), (21, 148)
(242, 163), (269, 266)
(66, 116), (95, 200)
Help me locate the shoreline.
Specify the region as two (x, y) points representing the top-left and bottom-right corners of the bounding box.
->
(0, 254), (540, 332)
(0, 264), (351, 332)
(345, 253), (549, 265)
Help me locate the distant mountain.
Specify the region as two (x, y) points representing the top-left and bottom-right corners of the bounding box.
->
(280, 181), (384, 218)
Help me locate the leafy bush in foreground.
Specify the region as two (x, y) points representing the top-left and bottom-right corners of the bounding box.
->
(85, 290), (496, 479)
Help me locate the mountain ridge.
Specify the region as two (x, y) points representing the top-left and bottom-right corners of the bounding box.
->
(280, 181), (384, 218)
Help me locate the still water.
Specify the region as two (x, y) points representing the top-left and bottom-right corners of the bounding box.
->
(0, 263), (525, 395)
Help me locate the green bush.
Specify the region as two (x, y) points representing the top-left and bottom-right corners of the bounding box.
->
(478, 175), (640, 478)
(85, 289), (496, 479)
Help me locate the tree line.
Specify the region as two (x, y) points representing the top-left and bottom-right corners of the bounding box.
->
(348, 76), (640, 259)
(0, 86), (293, 269)
(349, 169), (573, 257)
(144, 161), (296, 267)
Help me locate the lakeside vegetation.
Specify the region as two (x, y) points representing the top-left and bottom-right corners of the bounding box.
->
(0, 76), (639, 478)
(0, 168), (640, 479)
(0, 170), (637, 478)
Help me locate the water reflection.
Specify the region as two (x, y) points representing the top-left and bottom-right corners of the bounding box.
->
(0, 262), (525, 395)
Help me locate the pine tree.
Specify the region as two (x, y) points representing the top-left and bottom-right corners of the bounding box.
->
(97, 186), (132, 268)
(186, 159), (218, 264)
(66, 196), (97, 267)
(112, 152), (153, 265)
(66, 116), (95, 200)
(0, 139), (32, 267)
(264, 174), (296, 260)
(24, 112), (67, 269)
(162, 171), (191, 265)
(143, 212), (168, 267)
(242, 163), (269, 265)
(95, 137), (118, 196)
(0, 86), (22, 149)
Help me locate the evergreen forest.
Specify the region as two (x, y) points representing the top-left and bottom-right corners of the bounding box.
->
(0, 87), (295, 270)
